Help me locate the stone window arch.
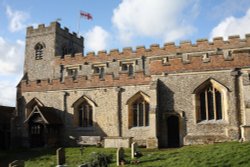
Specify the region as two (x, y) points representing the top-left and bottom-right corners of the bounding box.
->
(193, 78), (229, 122)
(127, 91), (150, 128)
(78, 101), (93, 127)
(34, 43), (45, 60)
(72, 96), (97, 128)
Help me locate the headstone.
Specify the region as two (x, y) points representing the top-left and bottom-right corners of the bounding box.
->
(57, 147), (65, 166)
(131, 142), (138, 159)
(9, 160), (24, 167)
(116, 147), (125, 166)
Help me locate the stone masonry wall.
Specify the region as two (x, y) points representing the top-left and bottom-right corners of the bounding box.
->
(21, 84), (158, 146)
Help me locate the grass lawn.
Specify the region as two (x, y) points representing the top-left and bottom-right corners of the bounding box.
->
(1, 141), (250, 167)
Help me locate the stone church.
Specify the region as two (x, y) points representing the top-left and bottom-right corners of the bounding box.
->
(15, 21), (250, 148)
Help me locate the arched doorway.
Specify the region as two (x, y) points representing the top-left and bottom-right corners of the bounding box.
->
(167, 115), (180, 148)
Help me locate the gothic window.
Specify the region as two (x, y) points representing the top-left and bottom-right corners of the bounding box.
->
(78, 101), (93, 127)
(127, 91), (150, 128)
(35, 43), (44, 60)
(132, 98), (149, 127)
(194, 79), (227, 122)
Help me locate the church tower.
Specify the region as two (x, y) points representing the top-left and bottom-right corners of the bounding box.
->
(23, 22), (84, 81)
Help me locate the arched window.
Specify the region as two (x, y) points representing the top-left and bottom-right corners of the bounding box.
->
(199, 83), (222, 121)
(194, 79), (228, 122)
(78, 101), (93, 127)
(127, 91), (150, 128)
(72, 96), (97, 128)
(132, 97), (149, 127)
(35, 43), (45, 60)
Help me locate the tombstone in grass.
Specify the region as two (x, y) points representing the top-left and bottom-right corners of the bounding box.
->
(116, 147), (125, 166)
(57, 147), (66, 166)
(131, 142), (138, 159)
(8, 160), (24, 167)
(131, 142), (142, 159)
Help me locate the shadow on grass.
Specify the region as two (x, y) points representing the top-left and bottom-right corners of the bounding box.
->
(0, 147), (57, 167)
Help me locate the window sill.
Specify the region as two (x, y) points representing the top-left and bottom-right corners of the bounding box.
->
(197, 120), (227, 125)
(129, 126), (150, 130)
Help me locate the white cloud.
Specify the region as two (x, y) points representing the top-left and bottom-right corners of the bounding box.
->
(0, 37), (25, 75)
(210, 8), (250, 39)
(0, 36), (24, 106)
(85, 26), (110, 52)
(112, 0), (199, 44)
(0, 80), (17, 107)
(6, 5), (29, 32)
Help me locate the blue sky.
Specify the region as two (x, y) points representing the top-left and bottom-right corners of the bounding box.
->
(1, 0), (250, 106)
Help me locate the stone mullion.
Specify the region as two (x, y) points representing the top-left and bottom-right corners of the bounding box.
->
(205, 89), (209, 120)
(213, 87), (217, 120)
(143, 101), (146, 126)
(86, 104), (89, 127)
(137, 103), (139, 127)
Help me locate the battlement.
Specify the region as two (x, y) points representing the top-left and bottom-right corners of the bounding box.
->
(26, 21), (83, 41)
(54, 34), (250, 64)
(21, 71), (151, 92)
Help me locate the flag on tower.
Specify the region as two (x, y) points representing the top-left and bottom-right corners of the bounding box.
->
(80, 10), (93, 20)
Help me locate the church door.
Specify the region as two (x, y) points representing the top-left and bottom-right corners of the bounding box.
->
(29, 123), (45, 147)
(167, 115), (180, 148)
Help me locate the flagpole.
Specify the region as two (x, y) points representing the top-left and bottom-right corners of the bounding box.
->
(77, 11), (81, 35)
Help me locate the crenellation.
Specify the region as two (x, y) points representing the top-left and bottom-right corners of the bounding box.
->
(228, 35), (241, 44)
(98, 50), (107, 55)
(180, 40), (192, 49)
(38, 24), (45, 29)
(86, 51), (95, 57)
(122, 47), (133, 53)
(150, 44), (160, 51)
(64, 27), (69, 32)
(163, 42), (177, 53)
(196, 38), (210, 48)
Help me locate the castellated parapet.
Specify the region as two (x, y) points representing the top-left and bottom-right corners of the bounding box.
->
(21, 28), (250, 92)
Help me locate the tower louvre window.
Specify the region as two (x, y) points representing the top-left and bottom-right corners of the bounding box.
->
(35, 43), (45, 60)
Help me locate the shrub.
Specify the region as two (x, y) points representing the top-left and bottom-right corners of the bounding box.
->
(87, 152), (113, 167)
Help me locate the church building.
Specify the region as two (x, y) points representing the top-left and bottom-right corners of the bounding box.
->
(16, 21), (250, 148)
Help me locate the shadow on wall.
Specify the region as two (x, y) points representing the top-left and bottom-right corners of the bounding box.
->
(64, 111), (107, 146)
(157, 79), (175, 148)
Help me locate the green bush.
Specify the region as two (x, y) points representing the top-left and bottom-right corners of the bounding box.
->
(87, 152), (113, 167)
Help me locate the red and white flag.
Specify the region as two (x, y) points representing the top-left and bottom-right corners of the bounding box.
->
(80, 10), (93, 20)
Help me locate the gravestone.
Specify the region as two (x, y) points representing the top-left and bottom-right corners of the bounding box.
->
(131, 142), (138, 159)
(9, 160), (24, 167)
(57, 147), (65, 166)
(116, 147), (125, 166)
